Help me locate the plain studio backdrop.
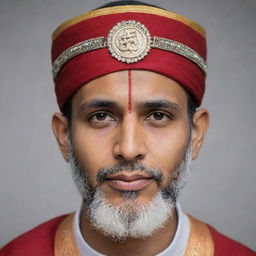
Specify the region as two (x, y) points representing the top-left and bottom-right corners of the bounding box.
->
(0, 0), (255, 250)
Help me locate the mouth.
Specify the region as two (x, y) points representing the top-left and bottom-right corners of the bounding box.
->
(105, 173), (154, 191)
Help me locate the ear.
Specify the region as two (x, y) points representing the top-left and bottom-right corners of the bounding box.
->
(191, 109), (209, 160)
(51, 113), (70, 162)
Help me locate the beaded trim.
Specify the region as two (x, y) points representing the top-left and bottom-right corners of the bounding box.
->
(52, 21), (207, 79)
(151, 37), (207, 74)
(52, 37), (107, 78)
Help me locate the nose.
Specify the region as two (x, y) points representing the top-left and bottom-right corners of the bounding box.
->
(113, 116), (146, 162)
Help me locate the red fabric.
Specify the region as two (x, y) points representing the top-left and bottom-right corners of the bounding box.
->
(0, 215), (67, 256)
(51, 12), (207, 112)
(207, 225), (256, 256)
(52, 13), (206, 61)
(1, 215), (255, 255)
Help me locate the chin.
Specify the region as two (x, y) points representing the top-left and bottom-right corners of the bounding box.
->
(86, 188), (174, 240)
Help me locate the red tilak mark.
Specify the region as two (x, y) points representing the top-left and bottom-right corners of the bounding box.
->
(128, 70), (132, 113)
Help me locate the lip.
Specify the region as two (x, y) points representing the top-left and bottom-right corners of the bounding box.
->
(105, 173), (154, 191)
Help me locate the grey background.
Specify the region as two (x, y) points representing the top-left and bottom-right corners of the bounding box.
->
(1, 0), (256, 251)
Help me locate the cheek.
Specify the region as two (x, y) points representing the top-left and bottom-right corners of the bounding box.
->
(146, 124), (190, 178)
(71, 127), (113, 185)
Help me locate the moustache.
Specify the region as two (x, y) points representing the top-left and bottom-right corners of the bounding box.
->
(96, 162), (163, 183)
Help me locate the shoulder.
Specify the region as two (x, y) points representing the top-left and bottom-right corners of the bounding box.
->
(207, 224), (256, 256)
(0, 214), (68, 256)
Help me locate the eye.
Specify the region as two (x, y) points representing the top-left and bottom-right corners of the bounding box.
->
(89, 112), (115, 121)
(146, 111), (172, 122)
(91, 112), (110, 121)
(152, 112), (166, 120)
(88, 112), (116, 127)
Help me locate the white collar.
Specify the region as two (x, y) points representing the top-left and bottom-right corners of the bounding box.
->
(73, 203), (190, 256)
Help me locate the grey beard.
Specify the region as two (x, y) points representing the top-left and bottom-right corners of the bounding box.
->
(68, 137), (192, 240)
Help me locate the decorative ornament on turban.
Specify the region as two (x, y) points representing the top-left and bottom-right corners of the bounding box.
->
(51, 1), (207, 112)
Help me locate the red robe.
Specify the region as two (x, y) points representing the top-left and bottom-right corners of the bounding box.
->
(1, 215), (255, 256)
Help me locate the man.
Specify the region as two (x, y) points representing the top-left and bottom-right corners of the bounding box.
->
(1, 1), (255, 255)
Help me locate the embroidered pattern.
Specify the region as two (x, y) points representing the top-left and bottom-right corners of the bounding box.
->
(52, 20), (207, 79)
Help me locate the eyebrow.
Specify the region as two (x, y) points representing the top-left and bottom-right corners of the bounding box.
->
(79, 98), (181, 112)
(139, 99), (181, 112)
(79, 99), (118, 111)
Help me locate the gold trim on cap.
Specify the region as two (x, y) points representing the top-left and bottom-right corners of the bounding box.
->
(52, 5), (206, 40)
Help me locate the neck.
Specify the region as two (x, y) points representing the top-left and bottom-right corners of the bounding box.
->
(80, 206), (178, 256)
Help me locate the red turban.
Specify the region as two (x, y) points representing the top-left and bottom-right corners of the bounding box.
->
(51, 5), (207, 112)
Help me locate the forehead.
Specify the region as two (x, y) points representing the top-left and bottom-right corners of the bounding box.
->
(72, 70), (188, 108)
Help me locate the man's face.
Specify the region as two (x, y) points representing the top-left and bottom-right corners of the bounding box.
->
(52, 70), (211, 239)
(69, 70), (191, 207)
